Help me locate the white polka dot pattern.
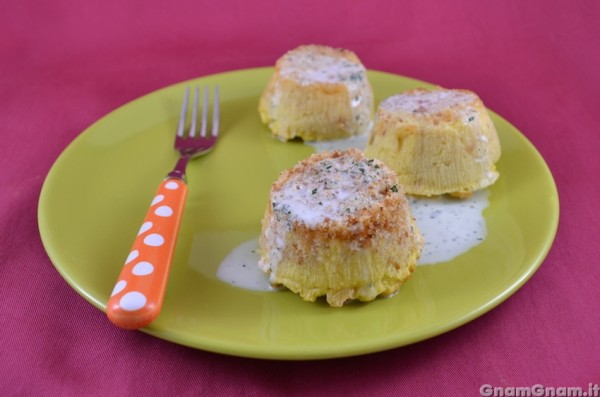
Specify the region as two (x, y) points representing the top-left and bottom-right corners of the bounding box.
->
(165, 181), (179, 190)
(151, 195), (165, 206)
(154, 206), (173, 217)
(138, 221), (153, 235)
(132, 261), (154, 276)
(111, 280), (127, 296)
(119, 291), (147, 311)
(107, 178), (188, 329)
(143, 233), (165, 247)
(125, 250), (139, 265)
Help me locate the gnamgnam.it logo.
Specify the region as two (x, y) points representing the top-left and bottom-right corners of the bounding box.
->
(479, 383), (600, 397)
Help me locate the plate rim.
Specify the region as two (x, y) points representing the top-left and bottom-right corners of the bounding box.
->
(38, 67), (560, 360)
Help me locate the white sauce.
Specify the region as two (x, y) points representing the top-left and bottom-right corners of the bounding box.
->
(381, 89), (475, 116)
(408, 191), (488, 265)
(216, 238), (280, 292)
(216, 192), (489, 290)
(216, 135), (490, 290)
(279, 52), (364, 86)
(270, 150), (389, 228)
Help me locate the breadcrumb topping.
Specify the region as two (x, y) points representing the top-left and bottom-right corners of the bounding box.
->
(270, 149), (398, 228)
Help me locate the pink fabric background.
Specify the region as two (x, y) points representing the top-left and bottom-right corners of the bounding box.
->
(1, 0), (598, 395)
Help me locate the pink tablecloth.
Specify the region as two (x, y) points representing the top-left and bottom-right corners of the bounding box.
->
(1, 1), (598, 395)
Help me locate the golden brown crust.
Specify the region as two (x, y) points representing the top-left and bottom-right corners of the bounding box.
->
(258, 149), (423, 307)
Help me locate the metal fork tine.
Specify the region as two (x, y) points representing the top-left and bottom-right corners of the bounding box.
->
(212, 86), (220, 137)
(188, 86), (199, 137)
(200, 86), (209, 137)
(176, 87), (190, 137)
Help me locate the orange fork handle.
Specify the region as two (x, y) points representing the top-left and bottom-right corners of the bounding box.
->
(106, 177), (188, 329)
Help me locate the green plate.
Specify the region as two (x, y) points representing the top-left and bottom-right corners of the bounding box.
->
(38, 68), (559, 360)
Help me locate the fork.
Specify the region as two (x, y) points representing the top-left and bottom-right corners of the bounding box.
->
(106, 86), (219, 330)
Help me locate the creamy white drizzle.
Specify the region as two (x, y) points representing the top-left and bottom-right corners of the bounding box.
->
(216, 238), (280, 292)
(279, 52), (365, 86)
(408, 191), (488, 265)
(216, 192), (489, 290)
(381, 89), (476, 115)
(216, 135), (490, 290)
(270, 151), (389, 227)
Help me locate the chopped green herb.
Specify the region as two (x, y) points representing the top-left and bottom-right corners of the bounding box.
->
(312, 188), (318, 195)
(391, 185), (398, 193)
